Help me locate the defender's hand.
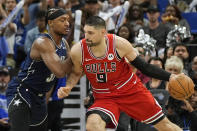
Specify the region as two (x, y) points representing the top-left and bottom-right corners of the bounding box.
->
(57, 86), (72, 99)
(181, 99), (194, 112)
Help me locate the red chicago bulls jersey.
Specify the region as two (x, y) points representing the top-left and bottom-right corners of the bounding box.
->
(81, 34), (139, 99)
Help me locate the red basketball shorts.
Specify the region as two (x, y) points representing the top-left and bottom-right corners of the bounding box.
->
(87, 83), (164, 127)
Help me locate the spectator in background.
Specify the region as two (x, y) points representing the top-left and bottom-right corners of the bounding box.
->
(173, 43), (190, 74)
(55, 0), (66, 8)
(165, 55), (184, 76)
(146, 57), (166, 90)
(80, 0), (100, 20)
(162, 5), (190, 32)
(0, 66), (11, 131)
(181, 87), (197, 131)
(55, 0), (73, 17)
(1, 0), (30, 68)
(162, 47), (173, 63)
(3, 0), (17, 68)
(24, 10), (47, 54)
(84, 0), (100, 16)
(25, 0), (47, 31)
(126, 4), (149, 34)
(101, 0), (123, 32)
(117, 23), (135, 43)
(13, 0), (30, 68)
(129, 0), (157, 11)
(166, 86), (197, 131)
(0, 16), (9, 66)
(142, 5), (171, 56)
(70, 0), (84, 13)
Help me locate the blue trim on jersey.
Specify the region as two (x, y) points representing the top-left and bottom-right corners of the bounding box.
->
(51, 77), (66, 101)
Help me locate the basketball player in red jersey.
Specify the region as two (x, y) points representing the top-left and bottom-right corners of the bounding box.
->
(58, 16), (182, 131)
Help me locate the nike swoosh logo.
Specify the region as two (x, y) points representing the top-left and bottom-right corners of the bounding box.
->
(85, 59), (92, 61)
(133, 78), (137, 84)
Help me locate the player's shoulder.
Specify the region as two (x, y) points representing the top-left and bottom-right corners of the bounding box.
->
(71, 42), (81, 51)
(114, 35), (132, 48)
(35, 36), (52, 44)
(114, 35), (129, 43)
(70, 42), (82, 57)
(33, 36), (54, 51)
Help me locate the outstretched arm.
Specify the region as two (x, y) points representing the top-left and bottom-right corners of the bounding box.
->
(58, 43), (83, 98)
(115, 36), (172, 81)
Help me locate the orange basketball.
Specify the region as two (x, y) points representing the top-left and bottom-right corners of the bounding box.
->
(168, 74), (195, 100)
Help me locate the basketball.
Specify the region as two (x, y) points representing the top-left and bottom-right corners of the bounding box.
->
(168, 74), (195, 100)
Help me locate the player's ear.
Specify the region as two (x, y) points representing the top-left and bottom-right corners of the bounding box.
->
(101, 28), (107, 35)
(48, 20), (53, 27)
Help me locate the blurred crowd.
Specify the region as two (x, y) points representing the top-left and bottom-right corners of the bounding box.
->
(0, 0), (197, 131)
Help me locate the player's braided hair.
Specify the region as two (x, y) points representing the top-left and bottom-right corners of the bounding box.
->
(45, 7), (67, 25)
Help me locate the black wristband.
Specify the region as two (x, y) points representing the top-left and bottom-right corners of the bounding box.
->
(130, 56), (171, 81)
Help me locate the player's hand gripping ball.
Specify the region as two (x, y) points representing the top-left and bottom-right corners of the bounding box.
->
(168, 74), (195, 100)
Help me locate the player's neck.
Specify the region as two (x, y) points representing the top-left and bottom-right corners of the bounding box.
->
(48, 31), (62, 46)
